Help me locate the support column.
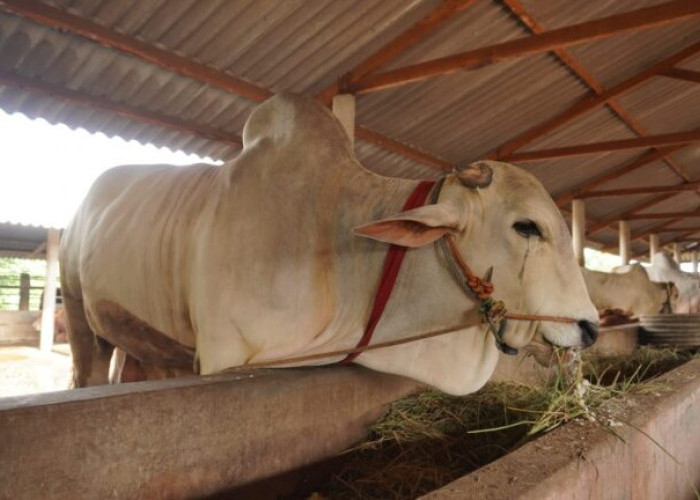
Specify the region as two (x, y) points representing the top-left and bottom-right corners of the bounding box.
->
(619, 220), (631, 265)
(649, 233), (660, 265)
(692, 251), (698, 274)
(332, 94), (355, 144)
(40, 228), (60, 352)
(571, 199), (586, 267)
(18, 273), (30, 311)
(672, 242), (681, 263)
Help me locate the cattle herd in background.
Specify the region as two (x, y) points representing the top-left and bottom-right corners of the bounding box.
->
(584, 251), (700, 324)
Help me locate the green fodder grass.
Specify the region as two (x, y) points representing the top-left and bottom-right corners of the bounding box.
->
(315, 347), (695, 500)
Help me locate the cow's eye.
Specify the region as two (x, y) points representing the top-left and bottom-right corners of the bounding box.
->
(513, 220), (542, 239)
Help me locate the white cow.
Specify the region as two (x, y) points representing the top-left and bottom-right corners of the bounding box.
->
(60, 94), (597, 396)
(583, 264), (676, 317)
(646, 252), (700, 313)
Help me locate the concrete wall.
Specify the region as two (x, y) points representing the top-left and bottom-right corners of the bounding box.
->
(423, 358), (700, 499)
(0, 366), (418, 499)
(0, 311), (39, 345)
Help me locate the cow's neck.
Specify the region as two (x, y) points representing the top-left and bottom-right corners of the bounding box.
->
(344, 177), (499, 394)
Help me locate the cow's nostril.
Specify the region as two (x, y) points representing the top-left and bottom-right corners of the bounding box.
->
(578, 319), (598, 347)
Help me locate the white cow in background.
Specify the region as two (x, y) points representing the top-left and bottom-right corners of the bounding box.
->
(645, 252), (700, 313)
(60, 93), (598, 396)
(583, 264), (676, 317)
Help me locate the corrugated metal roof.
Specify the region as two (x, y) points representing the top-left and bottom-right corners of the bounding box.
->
(1, 0), (700, 252)
(0, 222), (53, 259)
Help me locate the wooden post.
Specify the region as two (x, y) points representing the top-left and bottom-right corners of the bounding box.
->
(332, 94), (356, 144)
(650, 233), (660, 264)
(619, 220), (631, 265)
(672, 242), (681, 263)
(18, 273), (30, 311)
(39, 228), (60, 352)
(571, 199), (586, 266)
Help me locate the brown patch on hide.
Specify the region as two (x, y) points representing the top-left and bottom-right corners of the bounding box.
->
(94, 300), (195, 368)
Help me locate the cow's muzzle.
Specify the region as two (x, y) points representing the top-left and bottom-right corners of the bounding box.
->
(578, 319), (598, 347)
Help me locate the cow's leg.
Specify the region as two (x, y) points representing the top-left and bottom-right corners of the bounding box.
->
(63, 293), (114, 388)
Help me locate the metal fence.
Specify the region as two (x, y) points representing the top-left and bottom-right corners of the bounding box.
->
(0, 273), (51, 311)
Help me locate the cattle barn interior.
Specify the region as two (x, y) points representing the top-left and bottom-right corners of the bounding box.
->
(2, 0), (700, 498)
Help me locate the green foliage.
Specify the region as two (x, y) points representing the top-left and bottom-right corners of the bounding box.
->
(0, 258), (49, 311)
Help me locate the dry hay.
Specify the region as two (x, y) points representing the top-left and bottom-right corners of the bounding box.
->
(312, 347), (695, 500)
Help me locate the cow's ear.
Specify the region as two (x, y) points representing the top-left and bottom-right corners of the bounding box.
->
(353, 202), (465, 248)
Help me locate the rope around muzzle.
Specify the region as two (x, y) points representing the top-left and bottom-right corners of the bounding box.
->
(441, 234), (575, 355)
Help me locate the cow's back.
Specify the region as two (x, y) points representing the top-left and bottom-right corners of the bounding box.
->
(60, 163), (220, 348)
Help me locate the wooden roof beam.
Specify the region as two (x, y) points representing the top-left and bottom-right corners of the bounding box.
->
(317, 0), (478, 104)
(555, 146), (687, 207)
(492, 39), (700, 159)
(587, 193), (681, 235)
(0, 0), (455, 172)
(659, 67), (700, 84)
(502, 0), (693, 184)
(0, 71), (243, 148)
(648, 226), (700, 234)
(346, 1), (700, 94)
(618, 210), (700, 221)
(505, 129), (700, 163)
(579, 181), (700, 199)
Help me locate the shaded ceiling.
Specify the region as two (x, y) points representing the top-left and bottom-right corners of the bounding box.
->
(2, 0), (700, 260)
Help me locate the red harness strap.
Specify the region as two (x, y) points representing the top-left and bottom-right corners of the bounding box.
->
(340, 180), (436, 364)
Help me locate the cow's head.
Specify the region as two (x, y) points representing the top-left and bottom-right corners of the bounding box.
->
(354, 161), (598, 358)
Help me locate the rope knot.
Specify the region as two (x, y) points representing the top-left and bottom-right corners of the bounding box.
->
(467, 276), (494, 301)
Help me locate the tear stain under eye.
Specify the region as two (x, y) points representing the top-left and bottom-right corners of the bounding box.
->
(518, 239), (530, 281)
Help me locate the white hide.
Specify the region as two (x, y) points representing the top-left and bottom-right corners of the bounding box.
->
(60, 93), (597, 395)
(583, 264), (673, 316)
(645, 252), (700, 313)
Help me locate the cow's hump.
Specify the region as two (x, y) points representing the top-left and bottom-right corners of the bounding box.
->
(241, 93), (355, 166)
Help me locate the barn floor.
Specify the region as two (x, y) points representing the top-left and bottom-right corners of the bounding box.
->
(0, 344), (71, 397)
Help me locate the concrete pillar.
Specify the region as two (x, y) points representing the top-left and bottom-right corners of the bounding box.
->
(332, 94), (355, 144)
(571, 199), (586, 267)
(649, 233), (660, 265)
(692, 251), (698, 274)
(40, 228), (60, 352)
(18, 273), (30, 311)
(619, 220), (631, 265)
(672, 242), (681, 263)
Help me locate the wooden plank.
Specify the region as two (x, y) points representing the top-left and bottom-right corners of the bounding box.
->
(505, 129), (700, 163)
(0, 71), (243, 148)
(0, 367), (417, 499)
(347, 1), (700, 94)
(317, 0), (478, 104)
(0, 0), (272, 104)
(660, 67), (700, 84)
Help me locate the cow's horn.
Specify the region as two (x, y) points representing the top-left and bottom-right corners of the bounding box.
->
(455, 161), (493, 189)
(483, 266), (494, 283)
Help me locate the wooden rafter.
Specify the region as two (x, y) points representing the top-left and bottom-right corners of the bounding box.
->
(492, 40), (700, 160)
(619, 210), (700, 221)
(587, 193), (685, 237)
(505, 130), (700, 162)
(660, 67), (700, 84)
(579, 181), (700, 199)
(502, 0), (693, 183)
(0, 0), (452, 172)
(555, 146), (687, 206)
(0, 71), (243, 148)
(649, 226), (700, 233)
(317, 0), (478, 104)
(346, 1), (700, 94)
